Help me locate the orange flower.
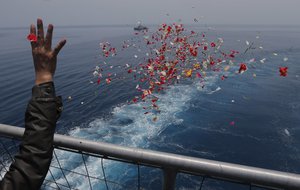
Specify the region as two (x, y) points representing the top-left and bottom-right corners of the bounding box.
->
(185, 69), (193, 77)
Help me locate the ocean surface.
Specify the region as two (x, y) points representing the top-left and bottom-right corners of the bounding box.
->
(0, 24), (300, 189)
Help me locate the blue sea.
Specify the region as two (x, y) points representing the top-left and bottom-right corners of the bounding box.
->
(0, 24), (300, 190)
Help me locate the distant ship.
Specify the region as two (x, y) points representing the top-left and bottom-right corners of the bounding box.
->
(134, 24), (148, 31)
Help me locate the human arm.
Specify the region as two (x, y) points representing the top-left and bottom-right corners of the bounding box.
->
(0, 19), (66, 190)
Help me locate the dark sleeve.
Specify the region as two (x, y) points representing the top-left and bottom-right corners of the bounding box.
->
(0, 82), (63, 190)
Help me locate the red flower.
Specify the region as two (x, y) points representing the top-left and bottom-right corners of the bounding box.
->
(189, 47), (198, 57)
(151, 98), (158, 103)
(221, 75), (228, 80)
(196, 72), (202, 78)
(27, 34), (37, 42)
(203, 46), (208, 51)
(239, 63), (247, 73)
(132, 97), (138, 103)
(210, 42), (216, 47)
(159, 55), (165, 61)
(229, 54), (235, 58)
(152, 103), (158, 108)
(279, 67), (288, 77)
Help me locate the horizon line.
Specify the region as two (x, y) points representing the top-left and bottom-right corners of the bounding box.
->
(1, 23), (300, 30)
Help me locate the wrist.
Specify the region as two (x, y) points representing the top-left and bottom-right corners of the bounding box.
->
(35, 74), (53, 85)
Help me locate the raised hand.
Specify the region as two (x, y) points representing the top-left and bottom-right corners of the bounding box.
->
(29, 18), (66, 85)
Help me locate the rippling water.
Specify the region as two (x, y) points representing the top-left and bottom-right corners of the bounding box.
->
(0, 25), (300, 189)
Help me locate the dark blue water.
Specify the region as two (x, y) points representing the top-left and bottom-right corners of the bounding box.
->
(0, 25), (300, 189)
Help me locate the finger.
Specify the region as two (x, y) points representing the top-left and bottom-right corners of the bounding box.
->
(53, 39), (67, 56)
(37, 18), (44, 45)
(30, 24), (37, 49)
(45, 24), (53, 50)
(30, 23), (36, 35)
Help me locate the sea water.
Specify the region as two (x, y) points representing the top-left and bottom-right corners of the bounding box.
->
(0, 25), (299, 189)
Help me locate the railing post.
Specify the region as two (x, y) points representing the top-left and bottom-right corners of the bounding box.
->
(163, 168), (177, 190)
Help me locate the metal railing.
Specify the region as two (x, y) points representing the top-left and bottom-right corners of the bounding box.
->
(1, 123), (300, 190)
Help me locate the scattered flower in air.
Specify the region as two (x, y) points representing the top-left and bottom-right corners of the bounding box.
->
(196, 72), (202, 78)
(239, 63), (247, 73)
(92, 22), (278, 115)
(185, 69), (193, 77)
(221, 75), (227, 80)
(248, 58), (255, 63)
(260, 58), (266, 63)
(27, 34), (37, 42)
(279, 67), (288, 77)
(132, 97), (139, 103)
(224, 66), (230, 71)
(106, 78), (111, 84)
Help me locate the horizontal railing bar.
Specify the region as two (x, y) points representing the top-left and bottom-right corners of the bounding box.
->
(52, 146), (270, 189)
(1, 124), (300, 190)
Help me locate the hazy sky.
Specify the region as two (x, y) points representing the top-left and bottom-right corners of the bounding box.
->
(1, 0), (299, 27)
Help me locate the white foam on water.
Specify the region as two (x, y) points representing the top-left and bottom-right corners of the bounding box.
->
(43, 69), (232, 189)
(45, 78), (221, 189)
